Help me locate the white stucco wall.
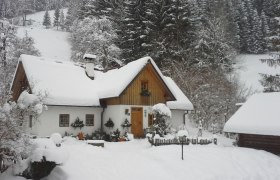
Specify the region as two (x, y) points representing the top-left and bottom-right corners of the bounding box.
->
(170, 110), (187, 130)
(23, 104), (190, 137)
(25, 106), (102, 137)
(103, 105), (153, 135)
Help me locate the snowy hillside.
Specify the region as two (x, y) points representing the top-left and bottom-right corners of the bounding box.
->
(234, 54), (280, 92)
(17, 9), (71, 61)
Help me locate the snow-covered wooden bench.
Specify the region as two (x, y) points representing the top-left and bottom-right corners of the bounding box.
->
(86, 140), (105, 148)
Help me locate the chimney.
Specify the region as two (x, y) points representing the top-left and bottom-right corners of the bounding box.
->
(83, 54), (97, 80)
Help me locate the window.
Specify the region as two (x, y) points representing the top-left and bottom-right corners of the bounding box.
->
(148, 114), (154, 127)
(29, 115), (33, 128)
(59, 114), (70, 127)
(140, 80), (150, 97)
(141, 80), (149, 91)
(86, 114), (94, 126)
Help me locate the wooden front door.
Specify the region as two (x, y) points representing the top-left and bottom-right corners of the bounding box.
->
(131, 107), (143, 138)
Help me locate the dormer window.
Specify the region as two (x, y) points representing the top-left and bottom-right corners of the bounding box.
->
(140, 80), (151, 96)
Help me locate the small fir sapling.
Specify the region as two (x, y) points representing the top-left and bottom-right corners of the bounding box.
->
(104, 118), (114, 128)
(121, 119), (131, 128)
(43, 10), (51, 28)
(111, 129), (120, 142)
(71, 117), (84, 129)
(53, 7), (60, 30)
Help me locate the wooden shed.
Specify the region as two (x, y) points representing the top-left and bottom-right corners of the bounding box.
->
(224, 93), (280, 155)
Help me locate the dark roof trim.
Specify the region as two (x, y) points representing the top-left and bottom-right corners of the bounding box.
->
(45, 104), (102, 108)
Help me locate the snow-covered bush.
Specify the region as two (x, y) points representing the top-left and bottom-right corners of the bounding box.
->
(0, 91), (46, 172)
(150, 103), (172, 137)
(70, 117), (84, 129)
(17, 138), (68, 179)
(104, 118), (114, 128)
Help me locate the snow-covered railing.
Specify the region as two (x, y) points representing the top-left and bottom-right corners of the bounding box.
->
(147, 137), (217, 146)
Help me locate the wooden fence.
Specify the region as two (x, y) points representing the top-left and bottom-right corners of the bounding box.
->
(148, 137), (217, 146)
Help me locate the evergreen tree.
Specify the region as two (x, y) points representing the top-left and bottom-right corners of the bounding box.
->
(260, 54), (280, 92)
(59, 9), (65, 30)
(118, 0), (144, 63)
(78, 0), (96, 20)
(65, 0), (82, 31)
(248, 9), (263, 53)
(260, 11), (270, 51)
(53, 7), (60, 30)
(235, 0), (250, 52)
(71, 17), (122, 70)
(42, 9), (51, 28)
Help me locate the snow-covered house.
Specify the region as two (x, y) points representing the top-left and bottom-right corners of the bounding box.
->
(224, 93), (280, 154)
(11, 55), (193, 138)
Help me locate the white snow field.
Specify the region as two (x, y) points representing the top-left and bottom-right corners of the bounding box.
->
(1, 137), (280, 180)
(234, 54), (280, 92)
(16, 9), (71, 61)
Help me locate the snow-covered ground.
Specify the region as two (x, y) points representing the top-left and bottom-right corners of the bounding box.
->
(234, 54), (280, 92)
(16, 9), (71, 61)
(2, 137), (280, 180)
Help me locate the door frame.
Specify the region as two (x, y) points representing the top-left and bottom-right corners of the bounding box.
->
(131, 107), (143, 138)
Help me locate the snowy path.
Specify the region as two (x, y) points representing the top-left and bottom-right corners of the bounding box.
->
(46, 138), (280, 180)
(17, 9), (71, 61)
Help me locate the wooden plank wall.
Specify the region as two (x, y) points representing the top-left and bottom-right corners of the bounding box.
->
(105, 63), (173, 105)
(238, 134), (280, 154)
(11, 62), (30, 101)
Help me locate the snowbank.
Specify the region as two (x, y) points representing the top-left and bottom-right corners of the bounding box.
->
(30, 138), (68, 165)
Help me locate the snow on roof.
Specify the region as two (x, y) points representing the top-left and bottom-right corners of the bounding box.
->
(93, 56), (150, 98)
(224, 92), (280, 136)
(164, 77), (193, 110)
(18, 54), (193, 109)
(20, 55), (100, 106)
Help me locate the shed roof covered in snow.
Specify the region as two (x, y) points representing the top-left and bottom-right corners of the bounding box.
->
(14, 54), (193, 110)
(224, 93), (280, 136)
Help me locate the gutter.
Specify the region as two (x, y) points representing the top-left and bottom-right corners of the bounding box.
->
(100, 101), (107, 132)
(183, 110), (193, 125)
(101, 107), (106, 132)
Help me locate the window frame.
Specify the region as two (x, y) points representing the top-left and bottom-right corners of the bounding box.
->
(141, 80), (149, 91)
(85, 114), (94, 126)
(59, 114), (70, 127)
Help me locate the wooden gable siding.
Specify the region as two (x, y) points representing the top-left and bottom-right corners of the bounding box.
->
(11, 62), (31, 101)
(104, 63), (175, 106)
(238, 133), (280, 155)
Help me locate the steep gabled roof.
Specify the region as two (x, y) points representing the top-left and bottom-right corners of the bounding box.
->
(224, 93), (280, 136)
(13, 54), (193, 110)
(18, 55), (100, 106)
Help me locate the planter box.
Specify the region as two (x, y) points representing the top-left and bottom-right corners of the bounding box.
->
(86, 140), (105, 148)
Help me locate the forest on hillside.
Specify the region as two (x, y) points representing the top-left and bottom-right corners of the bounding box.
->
(64, 0), (280, 131)
(1, 0), (280, 132)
